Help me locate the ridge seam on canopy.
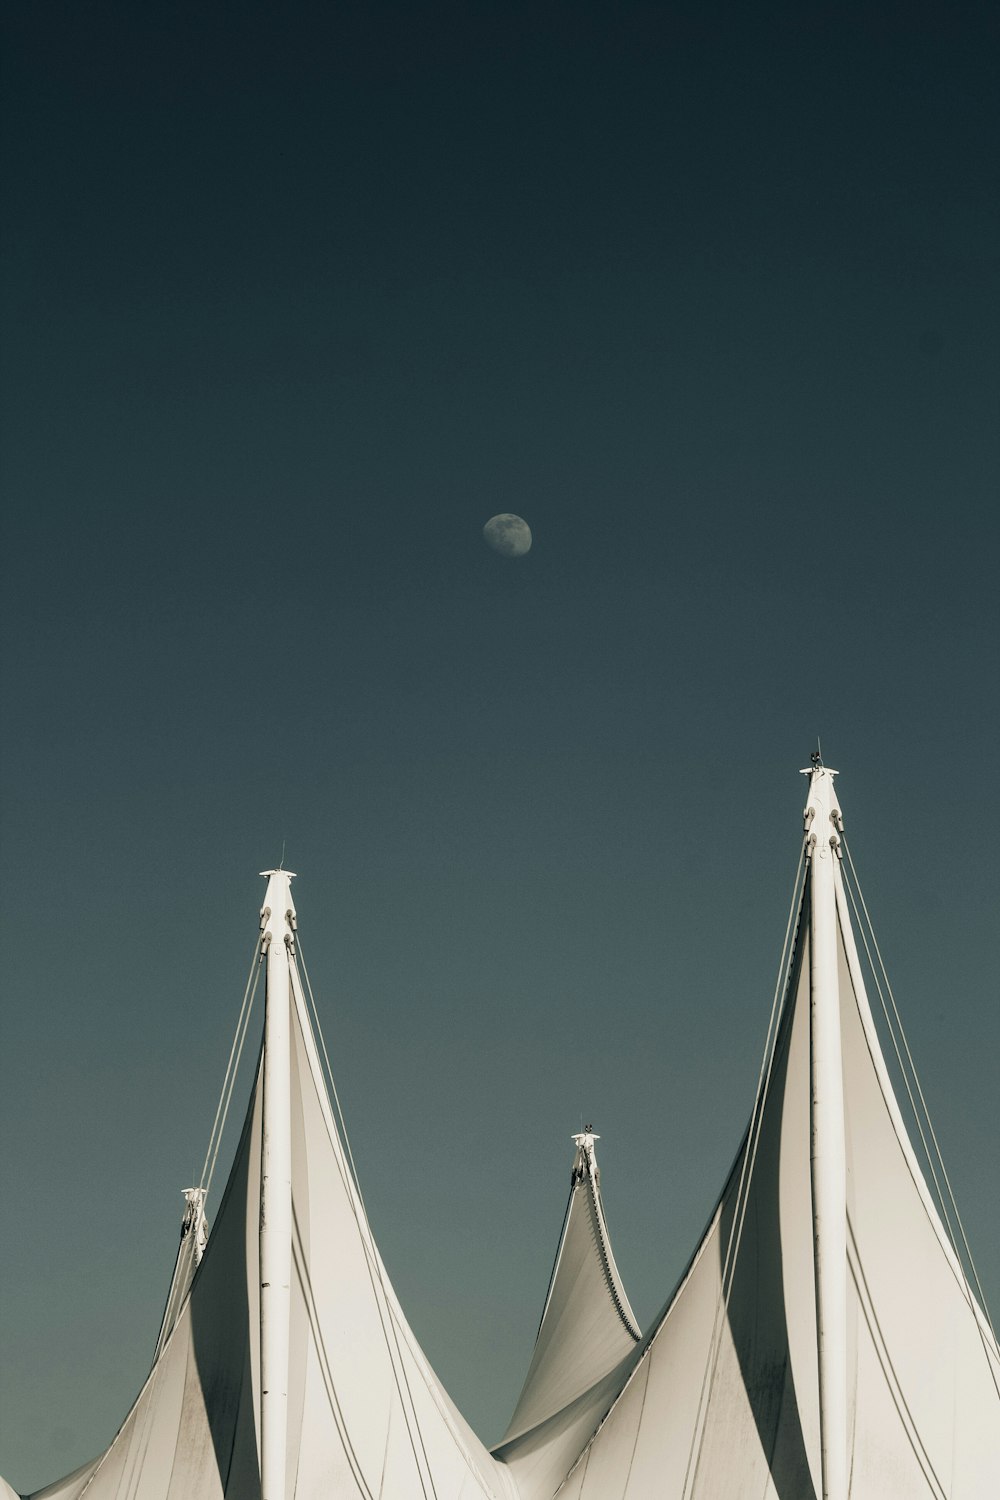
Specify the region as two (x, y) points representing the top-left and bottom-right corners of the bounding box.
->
(584, 1177), (641, 1341)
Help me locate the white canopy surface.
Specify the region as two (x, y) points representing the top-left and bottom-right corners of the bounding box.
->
(553, 769), (1000, 1499)
(492, 1132), (641, 1500)
(28, 874), (517, 1500)
(17, 768), (1000, 1499)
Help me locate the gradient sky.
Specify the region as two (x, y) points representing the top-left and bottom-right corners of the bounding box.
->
(1, 2), (998, 1490)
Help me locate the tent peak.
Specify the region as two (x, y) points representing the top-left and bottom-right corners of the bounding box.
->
(571, 1129), (601, 1185)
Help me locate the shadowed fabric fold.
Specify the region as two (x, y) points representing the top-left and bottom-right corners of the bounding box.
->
(20, 773), (1000, 1500)
(26, 967), (518, 1500)
(492, 1135), (641, 1499)
(551, 866), (1000, 1500)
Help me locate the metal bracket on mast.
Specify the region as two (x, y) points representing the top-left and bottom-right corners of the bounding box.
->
(801, 764), (842, 860)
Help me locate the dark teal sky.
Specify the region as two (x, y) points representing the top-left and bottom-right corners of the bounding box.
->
(2, 2), (998, 1489)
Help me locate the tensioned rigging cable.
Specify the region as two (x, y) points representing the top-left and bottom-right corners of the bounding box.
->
(291, 940), (444, 1500)
(81, 943), (265, 1500)
(149, 942), (261, 1367)
(555, 839), (809, 1499)
(289, 1213), (378, 1500)
(680, 838), (808, 1500)
(839, 863), (954, 1238)
(845, 1215), (950, 1500)
(840, 840), (1000, 1396)
(199, 939), (262, 1196)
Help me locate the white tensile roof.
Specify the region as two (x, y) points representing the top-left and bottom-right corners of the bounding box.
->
(492, 1129), (641, 1500)
(26, 889), (517, 1500)
(9, 766), (1000, 1499)
(555, 811), (1000, 1496)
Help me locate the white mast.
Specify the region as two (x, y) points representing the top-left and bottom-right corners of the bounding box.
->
(802, 765), (847, 1500)
(259, 870), (297, 1500)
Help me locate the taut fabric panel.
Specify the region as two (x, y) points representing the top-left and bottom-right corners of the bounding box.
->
(494, 1140), (641, 1500)
(29, 1060), (263, 1500)
(557, 870), (1000, 1500)
(499, 1175), (640, 1445)
(559, 924), (821, 1500)
(835, 880), (1000, 1495)
(285, 966), (518, 1500)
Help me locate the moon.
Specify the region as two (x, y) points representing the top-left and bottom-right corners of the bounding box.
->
(483, 513), (532, 557)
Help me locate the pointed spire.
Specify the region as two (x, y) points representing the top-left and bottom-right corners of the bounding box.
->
(259, 868), (297, 1500)
(570, 1127), (600, 1185)
(802, 763), (848, 1500)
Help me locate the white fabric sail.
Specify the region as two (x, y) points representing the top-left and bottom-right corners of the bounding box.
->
(29, 1047), (263, 1500)
(14, 767), (999, 1500)
(26, 874), (517, 1500)
(492, 1133), (640, 1500)
(552, 768), (1000, 1500)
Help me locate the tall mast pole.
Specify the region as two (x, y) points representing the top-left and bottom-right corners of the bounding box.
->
(802, 766), (848, 1500)
(259, 870), (296, 1500)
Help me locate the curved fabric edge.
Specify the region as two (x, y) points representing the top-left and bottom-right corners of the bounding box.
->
(491, 1135), (648, 1500)
(25, 1045), (263, 1500)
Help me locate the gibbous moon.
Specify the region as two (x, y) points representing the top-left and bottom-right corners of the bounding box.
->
(483, 513), (532, 557)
